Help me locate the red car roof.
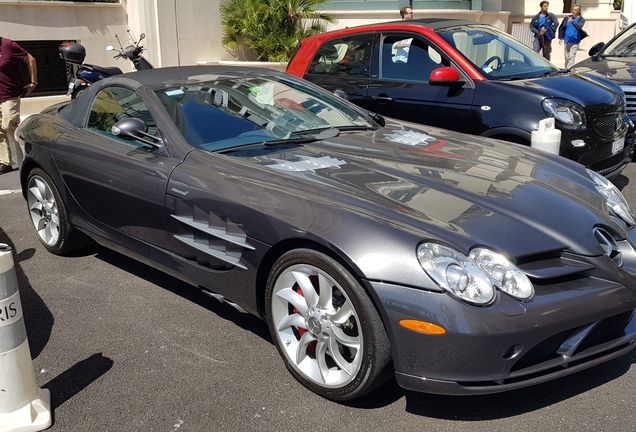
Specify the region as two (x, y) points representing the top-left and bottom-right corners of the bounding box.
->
(286, 19), (487, 80)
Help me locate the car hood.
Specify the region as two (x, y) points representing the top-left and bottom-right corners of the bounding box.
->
(185, 121), (622, 263)
(498, 71), (622, 106)
(573, 56), (636, 86)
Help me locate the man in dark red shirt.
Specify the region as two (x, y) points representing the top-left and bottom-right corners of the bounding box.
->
(0, 36), (38, 174)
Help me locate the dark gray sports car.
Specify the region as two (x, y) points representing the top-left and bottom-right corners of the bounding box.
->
(16, 66), (636, 401)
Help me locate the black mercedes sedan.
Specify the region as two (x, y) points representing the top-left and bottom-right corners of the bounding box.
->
(573, 22), (636, 125)
(16, 66), (636, 401)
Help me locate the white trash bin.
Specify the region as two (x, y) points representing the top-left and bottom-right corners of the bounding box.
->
(531, 118), (561, 155)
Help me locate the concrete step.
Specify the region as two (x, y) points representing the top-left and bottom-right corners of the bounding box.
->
(21, 95), (70, 120)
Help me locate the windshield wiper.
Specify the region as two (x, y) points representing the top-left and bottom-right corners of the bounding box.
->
(263, 127), (341, 146)
(539, 69), (568, 76)
(334, 125), (379, 132)
(217, 128), (341, 153)
(496, 76), (526, 81)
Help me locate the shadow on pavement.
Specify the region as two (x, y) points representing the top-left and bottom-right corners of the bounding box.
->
(93, 246), (271, 342)
(612, 173), (630, 190)
(402, 348), (635, 419)
(44, 353), (114, 409)
(344, 348), (636, 418)
(0, 230), (114, 413)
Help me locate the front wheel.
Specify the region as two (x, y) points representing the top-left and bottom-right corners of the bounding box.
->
(26, 168), (89, 254)
(266, 249), (392, 401)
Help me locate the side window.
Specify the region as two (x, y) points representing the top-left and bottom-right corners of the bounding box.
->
(87, 86), (157, 136)
(307, 34), (372, 77)
(380, 35), (449, 82)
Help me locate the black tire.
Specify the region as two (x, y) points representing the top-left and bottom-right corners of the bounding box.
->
(71, 85), (87, 100)
(266, 248), (392, 401)
(26, 168), (89, 254)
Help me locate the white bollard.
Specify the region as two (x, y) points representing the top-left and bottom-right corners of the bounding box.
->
(0, 244), (52, 432)
(531, 117), (562, 155)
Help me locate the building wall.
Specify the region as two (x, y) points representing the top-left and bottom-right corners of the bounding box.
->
(0, 1), (130, 71)
(126, 0), (225, 67)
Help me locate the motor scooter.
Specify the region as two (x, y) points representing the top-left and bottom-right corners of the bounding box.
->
(59, 31), (153, 99)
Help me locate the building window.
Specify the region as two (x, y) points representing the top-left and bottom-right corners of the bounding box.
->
(17, 41), (68, 97)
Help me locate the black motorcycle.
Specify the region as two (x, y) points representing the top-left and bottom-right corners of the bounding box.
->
(59, 31), (153, 99)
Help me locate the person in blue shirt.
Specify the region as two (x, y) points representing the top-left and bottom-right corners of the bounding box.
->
(559, 4), (586, 69)
(529, 1), (558, 60)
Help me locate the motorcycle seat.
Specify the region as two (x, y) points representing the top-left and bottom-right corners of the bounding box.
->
(84, 64), (124, 76)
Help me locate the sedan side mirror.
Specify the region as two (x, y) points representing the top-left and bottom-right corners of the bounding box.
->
(429, 67), (464, 87)
(588, 42), (605, 57)
(368, 112), (386, 127)
(333, 89), (348, 100)
(111, 118), (162, 148)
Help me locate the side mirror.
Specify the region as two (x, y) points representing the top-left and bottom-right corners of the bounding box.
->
(139, 33), (146, 42)
(368, 112), (386, 127)
(429, 67), (464, 86)
(111, 118), (161, 148)
(333, 89), (348, 100)
(588, 42), (605, 57)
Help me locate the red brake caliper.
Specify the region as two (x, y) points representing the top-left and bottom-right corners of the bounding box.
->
(293, 281), (318, 352)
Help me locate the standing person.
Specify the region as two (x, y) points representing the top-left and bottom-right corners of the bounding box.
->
(559, 4), (586, 69)
(529, 1), (558, 60)
(400, 6), (413, 20)
(394, 6), (414, 63)
(0, 36), (38, 174)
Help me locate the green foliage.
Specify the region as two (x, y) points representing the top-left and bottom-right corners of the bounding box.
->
(221, 0), (333, 62)
(614, 0), (623, 10)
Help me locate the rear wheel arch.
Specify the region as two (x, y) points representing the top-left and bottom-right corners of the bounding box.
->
(19, 159), (41, 198)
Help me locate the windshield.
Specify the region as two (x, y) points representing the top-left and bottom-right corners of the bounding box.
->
(602, 24), (636, 57)
(154, 75), (374, 151)
(436, 25), (558, 80)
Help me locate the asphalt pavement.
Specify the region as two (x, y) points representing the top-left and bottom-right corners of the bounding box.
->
(1, 164), (636, 432)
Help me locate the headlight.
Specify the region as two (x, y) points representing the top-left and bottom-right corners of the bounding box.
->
(417, 243), (533, 305)
(469, 248), (533, 300)
(587, 169), (635, 226)
(542, 98), (586, 129)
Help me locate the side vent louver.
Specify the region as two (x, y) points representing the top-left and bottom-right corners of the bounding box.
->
(171, 209), (254, 270)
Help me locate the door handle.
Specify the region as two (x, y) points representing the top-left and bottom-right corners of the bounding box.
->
(372, 95), (395, 103)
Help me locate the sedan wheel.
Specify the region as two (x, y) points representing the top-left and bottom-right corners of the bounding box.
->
(266, 249), (392, 401)
(27, 168), (88, 254)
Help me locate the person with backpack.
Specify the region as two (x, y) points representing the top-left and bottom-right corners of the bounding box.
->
(559, 4), (586, 69)
(529, 1), (559, 60)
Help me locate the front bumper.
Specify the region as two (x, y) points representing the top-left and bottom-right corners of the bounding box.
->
(367, 253), (636, 396)
(563, 117), (634, 179)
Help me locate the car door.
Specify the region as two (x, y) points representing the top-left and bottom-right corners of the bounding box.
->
(301, 33), (373, 109)
(53, 85), (181, 252)
(367, 32), (476, 133)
